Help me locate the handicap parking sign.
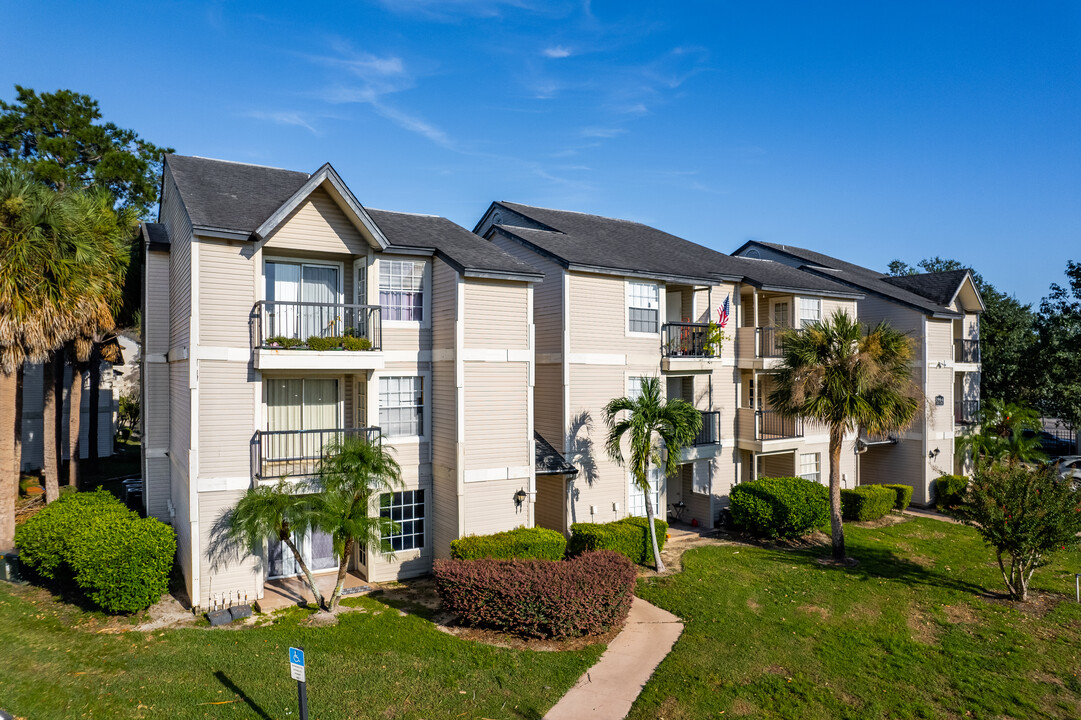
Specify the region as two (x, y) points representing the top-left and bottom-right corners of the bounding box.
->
(289, 647), (306, 682)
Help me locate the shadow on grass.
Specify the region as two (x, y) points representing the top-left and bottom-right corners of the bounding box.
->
(214, 671), (273, 720)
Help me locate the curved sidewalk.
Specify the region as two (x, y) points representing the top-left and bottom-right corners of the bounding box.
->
(544, 596), (683, 720)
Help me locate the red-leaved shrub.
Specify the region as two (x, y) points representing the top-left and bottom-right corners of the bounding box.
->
(434, 550), (637, 638)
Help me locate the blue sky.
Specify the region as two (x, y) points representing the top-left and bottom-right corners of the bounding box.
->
(3, 1), (1078, 305)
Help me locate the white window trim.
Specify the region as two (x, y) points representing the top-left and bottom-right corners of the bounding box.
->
(370, 370), (431, 444)
(376, 256), (432, 330)
(263, 256), (346, 304)
(799, 452), (821, 483)
(379, 489), (427, 555)
(625, 279), (663, 338)
(798, 297), (822, 328)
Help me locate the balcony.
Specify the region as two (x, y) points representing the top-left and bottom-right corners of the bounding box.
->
(252, 301), (384, 370)
(756, 410), (803, 440)
(254, 427), (381, 480)
(662, 322), (716, 358)
(955, 400), (980, 425)
(693, 411), (722, 446)
(954, 339), (980, 364)
(736, 326), (799, 366)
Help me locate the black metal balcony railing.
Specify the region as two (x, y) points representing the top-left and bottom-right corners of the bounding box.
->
(954, 339), (980, 363)
(756, 410), (803, 440)
(255, 427), (381, 479)
(662, 322), (714, 358)
(757, 327), (787, 358)
(694, 411), (722, 446)
(254, 301), (382, 351)
(955, 400), (980, 425)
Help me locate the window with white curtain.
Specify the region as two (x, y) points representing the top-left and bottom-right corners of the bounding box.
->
(378, 376), (424, 438)
(380, 490), (425, 552)
(627, 376), (647, 401)
(799, 453), (821, 483)
(265, 378), (339, 460)
(265, 260), (341, 339)
(379, 260), (425, 322)
(799, 298), (821, 328)
(627, 281), (660, 334)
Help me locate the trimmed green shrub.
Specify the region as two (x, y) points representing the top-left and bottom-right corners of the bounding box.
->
(15, 489), (176, 613)
(266, 335), (302, 349)
(342, 336), (372, 351)
(568, 516), (667, 565)
(451, 526), (567, 561)
(881, 483), (914, 510)
(305, 335), (342, 351)
(935, 475), (969, 510)
(841, 486), (896, 521)
(729, 476), (829, 539)
(435, 550), (637, 638)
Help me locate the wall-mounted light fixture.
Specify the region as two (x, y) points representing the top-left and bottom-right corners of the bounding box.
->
(513, 489), (527, 506)
(928, 448), (940, 460)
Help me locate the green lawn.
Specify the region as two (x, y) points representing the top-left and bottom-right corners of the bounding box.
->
(0, 588), (601, 719)
(632, 517), (1081, 720)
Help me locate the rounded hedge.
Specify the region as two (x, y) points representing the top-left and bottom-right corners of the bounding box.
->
(935, 475), (969, 510)
(729, 476), (829, 539)
(435, 550), (636, 638)
(881, 483), (914, 510)
(568, 516), (667, 565)
(15, 489), (176, 613)
(840, 486), (895, 521)
(450, 526), (567, 561)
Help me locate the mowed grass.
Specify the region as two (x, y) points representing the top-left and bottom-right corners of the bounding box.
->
(0, 588), (601, 720)
(632, 517), (1081, 720)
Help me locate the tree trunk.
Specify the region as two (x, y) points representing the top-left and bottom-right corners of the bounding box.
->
(642, 469), (665, 572)
(13, 366), (22, 489)
(42, 354), (59, 503)
(282, 533), (326, 611)
(828, 425), (846, 562)
(87, 343), (101, 470)
(0, 371), (18, 551)
(329, 537), (354, 611)
(68, 360), (83, 487)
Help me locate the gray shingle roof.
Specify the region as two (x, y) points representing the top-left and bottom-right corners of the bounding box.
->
(740, 241), (972, 316)
(883, 270), (971, 306)
(141, 222), (170, 251)
(535, 432), (577, 476)
(366, 209), (542, 279)
(162, 155), (539, 279)
(490, 202), (858, 296)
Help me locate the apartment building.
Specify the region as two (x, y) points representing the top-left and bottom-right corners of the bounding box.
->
(142, 155), (546, 609)
(732, 242), (984, 505)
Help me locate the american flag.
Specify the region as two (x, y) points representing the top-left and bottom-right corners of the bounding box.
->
(717, 294), (730, 328)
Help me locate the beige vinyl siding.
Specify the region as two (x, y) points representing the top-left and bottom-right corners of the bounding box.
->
(565, 364), (628, 524)
(759, 453), (795, 478)
(856, 295), (923, 354)
(170, 360), (190, 472)
(199, 241), (256, 347)
(926, 318), (953, 365)
(462, 362), (529, 470)
(822, 298), (857, 321)
(162, 172), (193, 351)
(262, 187), (370, 256)
(145, 251), (171, 353)
(463, 280), (529, 350)
(860, 439), (929, 504)
(197, 489), (261, 606)
(431, 258), (457, 351)
(430, 259), (459, 559)
(926, 366), (954, 435)
(144, 456), (171, 521)
(463, 477), (532, 535)
(534, 475), (567, 534)
(197, 360), (255, 478)
(568, 272), (658, 355)
(680, 464), (712, 526)
(489, 235), (563, 353)
(534, 362), (564, 449)
(382, 327), (432, 353)
(143, 364), (170, 449)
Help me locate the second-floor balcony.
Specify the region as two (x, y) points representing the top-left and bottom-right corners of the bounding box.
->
(757, 409), (804, 441)
(253, 301), (384, 370)
(955, 400), (980, 425)
(736, 326), (800, 365)
(954, 339), (980, 364)
(254, 427), (381, 480)
(693, 410), (722, 446)
(662, 322), (717, 359)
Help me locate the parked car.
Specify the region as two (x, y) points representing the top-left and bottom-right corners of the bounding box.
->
(1021, 430), (1076, 459)
(1056, 456), (1081, 489)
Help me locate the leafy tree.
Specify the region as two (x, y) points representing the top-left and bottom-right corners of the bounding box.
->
(1033, 261), (1081, 428)
(603, 376), (701, 572)
(769, 311), (920, 561)
(887, 255), (1037, 406)
(956, 462), (1081, 601)
(0, 85), (172, 218)
(309, 434), (402, 610)
(223, 480), (327, 611)
(956, 399), (1046, 470)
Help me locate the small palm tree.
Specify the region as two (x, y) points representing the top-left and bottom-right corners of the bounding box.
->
(225, 479), (327, 610)
(957, 399), (1046, 469)
(603, 376), (701, 571)
(309, 434), (402, 610)
(769, 311), (920, 562)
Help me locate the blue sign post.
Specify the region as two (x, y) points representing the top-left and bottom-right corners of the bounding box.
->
(289, 647), (308, 720)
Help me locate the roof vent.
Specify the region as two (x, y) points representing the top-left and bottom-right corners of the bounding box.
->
(745, 248), (761, 259)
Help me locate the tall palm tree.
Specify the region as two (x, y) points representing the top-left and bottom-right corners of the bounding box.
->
(309, 434), (402, 611)
(603, 376), (701, 572)
(224, 479), (328, 611)
(769, 310), (920, 561)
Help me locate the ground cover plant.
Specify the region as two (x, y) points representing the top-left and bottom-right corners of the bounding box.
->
(0, 584), (602, 720)
(631, 517), (1081, 719)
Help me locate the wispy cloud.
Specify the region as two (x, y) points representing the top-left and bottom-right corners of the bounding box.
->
(580, 126), (626, 138)
(543, 45), (573, 58)
(246, 110), (321, 134)
(372, 0), (541, 21)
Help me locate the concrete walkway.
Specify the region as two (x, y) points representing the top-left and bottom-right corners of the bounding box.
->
(544, 597), (683, 720)
(903, 507), (961, 525)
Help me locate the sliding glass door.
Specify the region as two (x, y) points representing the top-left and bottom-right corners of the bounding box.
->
(268, 527), (337, 578)
(265, 261), (341, 340)
(264, 378), (340, 463)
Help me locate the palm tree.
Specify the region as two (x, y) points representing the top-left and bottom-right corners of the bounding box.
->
(309, 434), (402, 611)
(956, 398), (1046, 469)
(603, 376), (701, 572)
(224, 479), (328, 611)
(769, 310), (920, 561)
